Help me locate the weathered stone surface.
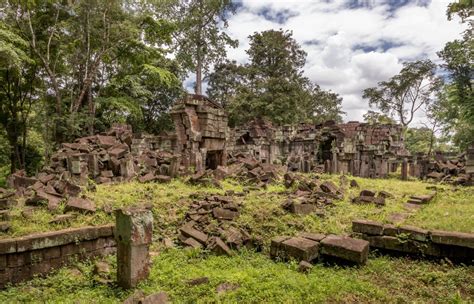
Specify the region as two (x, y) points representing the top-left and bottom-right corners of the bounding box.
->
(300, 232), (326, 242)
(183, 237), (202, 249)
(49, 214), (76, 224)
(398, 226), (429, 242)
(352, 220), (384, 236)
(115, 208), (153, 289)
(207, 237), (232, 256)
(212, 208), (239, 220)
(65, 197), (96, 214)
(0, 221), (11, 232)
(320, 235), (369, 265)
(360, 190), (376, 197)
(430, 230), (474, 249)
(298, 260), (313, 273)
(141, 292), (168, 304)
(270, 236), (290, 258)
(288, 203), (317, 215)
(350, 179), (359, 188)
(278, 237), (320, 262)
(179, 226), (208, 244)
(365, 235), (420, 254)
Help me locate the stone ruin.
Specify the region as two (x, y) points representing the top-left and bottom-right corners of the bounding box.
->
(2, 94), (473, 206)
(171, 94), (228, 173)
(228, 118), (409, 178)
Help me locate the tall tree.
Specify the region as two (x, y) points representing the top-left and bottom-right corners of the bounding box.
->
(363, 60), (440, 128)
(215, 30), (343, 126)
(0, 21), (40, 172)
(165, 0), (238, 95)
(433, 0), (473, 149)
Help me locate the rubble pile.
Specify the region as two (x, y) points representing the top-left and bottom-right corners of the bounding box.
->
(220, 154), (286, 184)
(281, 173), (344, 215)
(422, 152), (472, 185)
(4, 124), (179, 215)
(351, 189), (393, 206)
(177, 194), (259, 255)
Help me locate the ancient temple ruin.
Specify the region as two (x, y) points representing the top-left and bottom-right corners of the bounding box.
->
(171, 94), (228, 172)
(228, 118), (409, 178)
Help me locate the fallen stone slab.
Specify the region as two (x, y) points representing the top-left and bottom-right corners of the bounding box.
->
(65, 197), (96, 214)
(360, 190), (376, 197)
(49, 214), (76, 225)
(320, 235), (369, 265)
(207, 236), (232, 256)
(179, 226), (208, 244)
(212, 208), (239, 220)
(183, 237), (202, 249)
(140, 292), (168, 304)
(187, 277), (209, 286)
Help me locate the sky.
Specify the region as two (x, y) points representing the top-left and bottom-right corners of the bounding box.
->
(186, 0), (467, 125)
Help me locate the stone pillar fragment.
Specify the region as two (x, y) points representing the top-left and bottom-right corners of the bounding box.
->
(401, 159), (408, 180)
(115, 208), (153, 289)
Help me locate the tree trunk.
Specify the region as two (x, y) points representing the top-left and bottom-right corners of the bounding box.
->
(88, 87), (95, 135)
(195, 59), (202, 95)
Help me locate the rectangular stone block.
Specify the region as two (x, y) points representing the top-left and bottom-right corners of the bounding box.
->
(179, 226), (208, 245)
(398, 226), (429, 242)
(269, 236), (289, 259)
(320, 235), (369, 265)
(366, 236), (420, 254)
(430, 230), (474, 249)
(352, 220), (384, 235)
(280, 237), (320, 262)
(115, 209), (153, 246)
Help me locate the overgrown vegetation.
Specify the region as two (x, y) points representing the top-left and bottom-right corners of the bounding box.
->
(0, 174), (473, 302)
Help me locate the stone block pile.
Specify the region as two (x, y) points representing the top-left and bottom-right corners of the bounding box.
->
(351, 189), (393, 206)
(3, 125), (179, 218)
(177, 195), (258, 255)
(353, 219), (474, 263)
(281, 173), (343, 215)
(224, 154), (286, 184)
(417, 151), (473, 185)
(270, 233), (369, 265)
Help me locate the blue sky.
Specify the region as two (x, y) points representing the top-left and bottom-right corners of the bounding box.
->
(187, 0), (467, 125)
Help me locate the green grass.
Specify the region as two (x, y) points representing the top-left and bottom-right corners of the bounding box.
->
(0, 249), (472, 303)
(0, 174), (473, 302)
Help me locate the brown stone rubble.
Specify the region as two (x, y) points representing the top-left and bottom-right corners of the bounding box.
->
(280, 173), (344, 215)
(177, 194), (260, 255)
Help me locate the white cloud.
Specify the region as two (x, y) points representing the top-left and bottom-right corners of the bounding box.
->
(218, 0), (467, 125)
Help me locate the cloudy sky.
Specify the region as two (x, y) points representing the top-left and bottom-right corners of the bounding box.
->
(188, 0), (467, 125)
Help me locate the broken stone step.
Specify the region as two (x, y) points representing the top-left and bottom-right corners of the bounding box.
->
(320, 235), (369, 265)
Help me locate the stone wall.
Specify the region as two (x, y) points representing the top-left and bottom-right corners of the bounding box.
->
(0, 225), (115, 288)
(171, 94), (228, 172)
(352, 220), (474, 263)
(228, 119), (409, 178)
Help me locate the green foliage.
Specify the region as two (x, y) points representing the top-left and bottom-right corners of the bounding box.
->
(207, 30), (344, 126)
(363, 60), (440, 128)
(163, 0), (238, 94)
(363, 110), (396, 125)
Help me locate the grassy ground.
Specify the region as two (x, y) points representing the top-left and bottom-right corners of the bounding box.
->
(0, 174), (473, 302)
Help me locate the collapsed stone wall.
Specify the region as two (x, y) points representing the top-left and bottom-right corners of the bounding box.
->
(228, 119), (409, 178)
(0, 225), (115, 288)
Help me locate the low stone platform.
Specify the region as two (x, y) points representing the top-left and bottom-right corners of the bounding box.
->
(270, 233), (369, 265)
(352, 219), (474, 263)
(0, 225), (115, 288)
